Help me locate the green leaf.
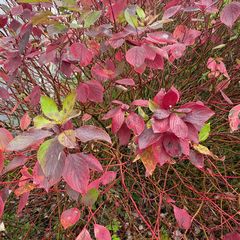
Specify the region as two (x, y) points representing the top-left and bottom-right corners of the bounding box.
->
(136, 6), (145, 20)
(18, 0), (51, 3)
(84, 11), (101, 28)
(148, 99), (158, 112)
(37, 139), (54, 170)
(199, 123), (210, 142)
(33, 115), (54, 129)
(124, 9), (138, 28)
(40, 96), (61, 122)
(82, 188), (99, 207)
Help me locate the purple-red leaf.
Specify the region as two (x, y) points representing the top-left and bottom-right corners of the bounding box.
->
(17, 192), (29, 215)
(115, 78), (135, 86)
(7, 129), (53, 151)
(0, 195), (4, 218)
(126, 112), (145, 136)
(163, 5), (181, 19)
(169, 113), (188, 139)
(228, 104), (240, 132)
(60, 208), (81, 229)
(0, 87), (10, 100)
(189, 150), (204, 169)
(126, 46), (146, 68)
(75, 125), (111, 144)
(2, 155), (27, 174)
(138, 128), (161, 150)
(94, 224), (111, 240)
(173, 205), (192, 230)
(111, 108), (125, 134)
(117, 123), (131, 145)
(220, 2), (240, 28)
(62, 154), (90, 194)
(78, 153), (103, 172)
(162, 133), (181, 157)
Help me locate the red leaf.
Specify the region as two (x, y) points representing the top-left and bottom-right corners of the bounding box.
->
(163, 5), (181, 19)
(0, 151), (3, 173)
(86, 80), (104, 103)
(126, 46), (146, 68)
(173, 205), (192, 230)
(111, 109), (125, 134)
(147, 32), (176, 44)
(75, 125), (111, 144)
(115, 78), (135, 86)
(162, 86), (180, 109)
(0, 195), (4, 218)
(138, 128), (161, 150)
(20, 113), (31, 131)
(60, 208), (80, 229)
(152, 118), (169, 133)
(76, 83), (89, 103)
(117, 122), (131, 145)
(169, 113), (188, 139)
(220, 2), (240, 28)
(62, 154), (90, 194)
(145, 54), (164, 70)
(76, 228), (92, 240)
(0, 87), (10, 100)
(126, 112), (145, 136)
(228, 104), (240, 132)
(70, 42), (93, 66)
(189, 150), (204, 168)
(0, 15), (7, 28)
(94, 224), (111, 240)
(17, 192), (29, 215)
(0, 128), (13, 151)
(223, 231), (240, 240)
(100, 171), (116, 185)
(152, 141), (172, 167)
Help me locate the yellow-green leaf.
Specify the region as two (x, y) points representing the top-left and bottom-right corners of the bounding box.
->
(124, 9), (138, 28)
(61, 92), (76, 118)
(199, 123), (210, 142)
(40, 96), (61, 122)
(193, 144), (224, 161)
(37, 139), (54, 170)
(138, 107), (149, 121)
(31, 11), (55, 25)
(82, 188), (99, 207)
(58, 130), (76, 149)
(84, 11), (101, 28)
(136, 6), (145, 20)
(18, 0), (51, 2)
(33, 115), (55, 129)
(148, 99), (158, 112)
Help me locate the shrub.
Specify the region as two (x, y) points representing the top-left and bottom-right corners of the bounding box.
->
(0, 0), (239, 239)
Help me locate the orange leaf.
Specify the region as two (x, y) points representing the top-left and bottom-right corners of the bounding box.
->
(139, 147), (157, 176)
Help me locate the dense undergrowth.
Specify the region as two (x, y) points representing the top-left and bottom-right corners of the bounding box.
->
(0, 0), (239, 239)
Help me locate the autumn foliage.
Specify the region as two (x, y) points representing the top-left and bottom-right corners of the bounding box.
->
(0, 0), (240, 239)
